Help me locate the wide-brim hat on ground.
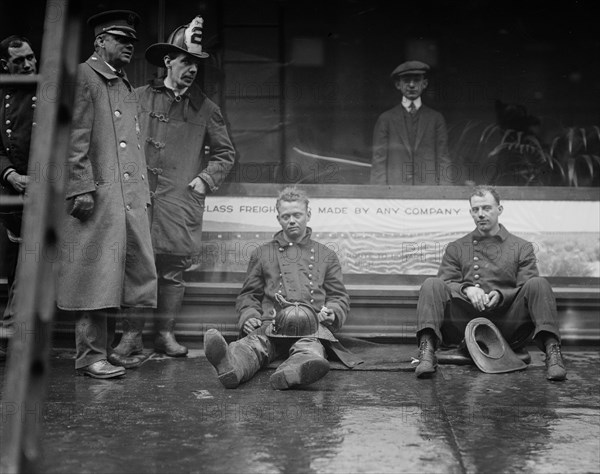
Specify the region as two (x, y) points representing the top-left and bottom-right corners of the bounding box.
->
(87, 10), (141, 41)
(465, 317), (528, 374)
(145, 15), (210, 67)
(390, 60), (430, 78)
(265, 297), (337, 342)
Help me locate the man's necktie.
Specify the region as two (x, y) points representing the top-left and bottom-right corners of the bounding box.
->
(408, 102), (417, 115)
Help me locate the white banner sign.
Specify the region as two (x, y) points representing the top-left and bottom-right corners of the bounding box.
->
(199, 198), (600, 277)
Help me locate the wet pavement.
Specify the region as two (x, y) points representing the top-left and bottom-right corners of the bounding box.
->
(1, 345), (599, 474)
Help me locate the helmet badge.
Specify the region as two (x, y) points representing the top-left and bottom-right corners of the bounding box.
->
(184, 16), (205, 56)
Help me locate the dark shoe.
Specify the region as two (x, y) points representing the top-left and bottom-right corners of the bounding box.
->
(108, 351), (149, 369)
(113, 316), (145, 357)
(77, 360), (126, 379)
(415, 338), (437, 378)
(204, 329), (240, 388)
(269, 357), (330, 390)
(545, 343), (567, 381)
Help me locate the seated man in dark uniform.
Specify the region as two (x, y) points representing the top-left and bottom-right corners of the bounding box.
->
(414, 185), (567, 381)
(204, 187), (359, 390)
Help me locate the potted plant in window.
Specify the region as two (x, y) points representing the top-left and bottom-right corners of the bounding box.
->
(549, 126), (600, 187)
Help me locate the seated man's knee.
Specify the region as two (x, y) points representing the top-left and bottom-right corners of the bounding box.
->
(523, 276), (552, 293)
(420, 277), (446, 293)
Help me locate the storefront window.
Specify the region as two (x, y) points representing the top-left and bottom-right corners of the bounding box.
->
(0, 0), (598, 287)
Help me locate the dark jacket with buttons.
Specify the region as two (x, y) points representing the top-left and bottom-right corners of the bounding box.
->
(236, 227), (350, 333)
(0, 85), (36, 188)
(438, 224), (538, 310)
(57, 55), (157, 311)
(136, 79), (235, 256)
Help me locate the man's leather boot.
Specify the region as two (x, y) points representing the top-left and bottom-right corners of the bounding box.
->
(415, 333), (437, 378)
(154, 285), (188, 357)
(545, 343), (567, 381)
(269, 353), (330, 390)
(109, 314), (147, 369)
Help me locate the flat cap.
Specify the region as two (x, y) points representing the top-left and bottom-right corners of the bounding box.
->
(87, 10), (141, 41)
(391, 60), (430, 78)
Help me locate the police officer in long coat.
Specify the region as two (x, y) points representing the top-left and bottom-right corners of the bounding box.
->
(109, 16), (235, 364)
(56, 11), (157, 379)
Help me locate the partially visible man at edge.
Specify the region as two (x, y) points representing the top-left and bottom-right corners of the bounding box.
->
(0, 35), (38, 361)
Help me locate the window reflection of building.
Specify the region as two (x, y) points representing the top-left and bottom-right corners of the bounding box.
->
(212, 1), (598, 187)
(2, 0), (597, 186)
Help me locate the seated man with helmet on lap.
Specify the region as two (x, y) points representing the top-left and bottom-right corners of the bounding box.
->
(204, 187), (361, 390)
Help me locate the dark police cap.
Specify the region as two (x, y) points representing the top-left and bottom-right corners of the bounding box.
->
(391, 60), (430, 78)
(87, 10), (141, 41)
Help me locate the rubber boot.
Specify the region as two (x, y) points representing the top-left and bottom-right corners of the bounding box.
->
(108, 314), (147, 369)
(154, 285), (188, 357)
(204, 329), (262, 388)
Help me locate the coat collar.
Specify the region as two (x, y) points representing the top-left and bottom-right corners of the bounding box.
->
(401, 96), (422, 111)
(273, 227), (313, 247)
(86, 54), (132, 89)
(147, 77), (206, 111)
(470, 223), (509, 242)
(1, 83), (36, 95)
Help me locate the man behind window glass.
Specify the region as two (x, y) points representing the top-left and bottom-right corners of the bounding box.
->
(370, 60), (452, 185)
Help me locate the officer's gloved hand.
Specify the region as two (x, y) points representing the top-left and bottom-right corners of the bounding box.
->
(70, 192), (95, 221)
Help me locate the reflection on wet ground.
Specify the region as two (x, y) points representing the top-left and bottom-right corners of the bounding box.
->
(1, 346), (598, 473)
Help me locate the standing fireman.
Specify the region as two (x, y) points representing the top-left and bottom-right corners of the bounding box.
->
(57, 11), (157, 379)
(110, 15), (235, 363)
